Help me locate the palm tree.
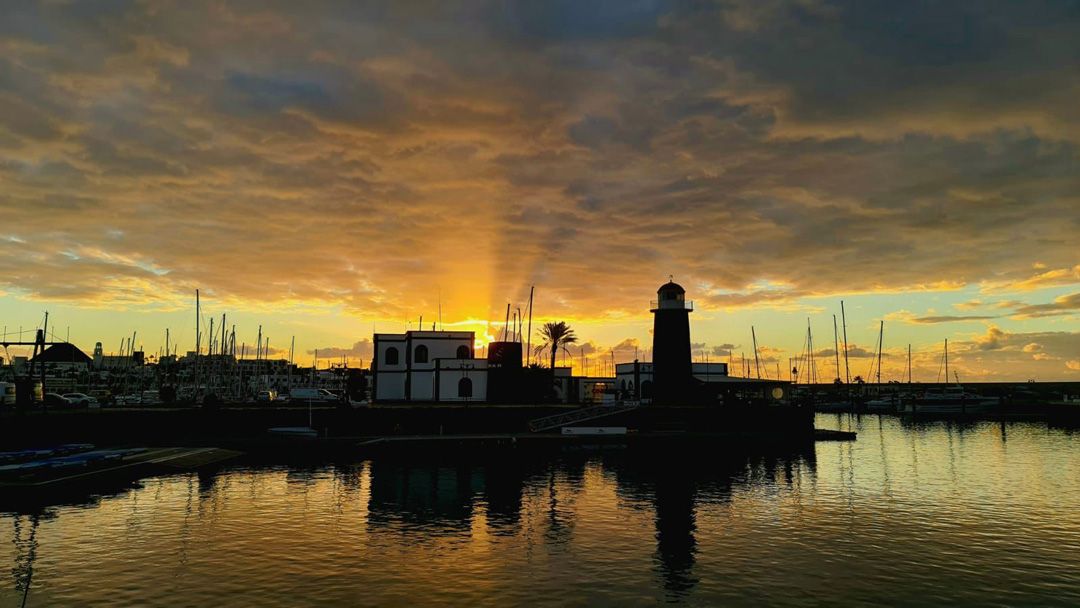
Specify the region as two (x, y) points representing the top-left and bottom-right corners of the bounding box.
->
(534, 321), (578, 371)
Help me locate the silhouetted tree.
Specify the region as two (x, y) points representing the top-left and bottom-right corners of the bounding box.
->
(534, 321), (578, 371)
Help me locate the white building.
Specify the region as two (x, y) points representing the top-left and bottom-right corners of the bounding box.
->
(615, 361), (728, 400)
(372, 331), (488, 403)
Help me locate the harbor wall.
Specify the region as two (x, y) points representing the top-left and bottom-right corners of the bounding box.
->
(0, 403), (814, 449)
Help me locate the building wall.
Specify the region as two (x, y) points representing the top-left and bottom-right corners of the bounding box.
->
(374, 331), (477, 403)
(373, 334), (407, 401)
(691, 362), (729, 380)
(436, 360), (488, 402)
(375, 371), (407, 401)
(409, 370), (436, 401)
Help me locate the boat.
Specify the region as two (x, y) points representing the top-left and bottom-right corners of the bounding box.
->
(866, 394), (901, 412)
(267, 426), (318, 438)
(900, 386), (999, 414)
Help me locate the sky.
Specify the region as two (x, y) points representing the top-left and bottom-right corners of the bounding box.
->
(0, 0), (1078, 381)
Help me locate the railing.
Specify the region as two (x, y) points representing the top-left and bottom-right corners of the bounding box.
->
(528, 402), (643, 432)
(649, 300), (694, 311)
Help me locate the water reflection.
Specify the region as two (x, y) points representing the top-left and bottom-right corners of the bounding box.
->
(3, 418), (1080, 606)
(360, 445), (815, 600)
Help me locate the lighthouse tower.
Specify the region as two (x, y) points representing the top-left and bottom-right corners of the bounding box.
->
(651, 280), (693, 404)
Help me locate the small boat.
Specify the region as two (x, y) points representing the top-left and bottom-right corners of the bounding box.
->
(900, 386), (998, 414)
(866, 395), (901, 412)
(267, 426), (318, 438)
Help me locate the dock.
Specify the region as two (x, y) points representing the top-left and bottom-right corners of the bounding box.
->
(0, 446), (242, 494)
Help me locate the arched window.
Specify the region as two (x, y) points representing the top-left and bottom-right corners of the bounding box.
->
(458, 377), (473, 398)
(456, 345), (471, 359)
(385, 347), (399, 365)
(415, 345), (429, 364)
(640, 380), (653, 399)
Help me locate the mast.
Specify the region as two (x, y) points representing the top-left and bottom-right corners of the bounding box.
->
(832, 315), (841, 383)
(751, 326), (761, 379)
(908, 343), (912, 383)
(944, 338), (949, 384)
(194, 289), (200, 396)
(238, 343), (246, 397)
(840, 301), (851, 384)
(502, 304), (511, 342)
(526, 286), (534, 366)
(289, 336), (295, 392)
(876, 320), (883, 385)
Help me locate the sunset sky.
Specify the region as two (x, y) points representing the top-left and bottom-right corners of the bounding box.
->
(1, 1), (1077, 381)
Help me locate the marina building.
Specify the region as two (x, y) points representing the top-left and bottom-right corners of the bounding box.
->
(372, 331), (488, 402)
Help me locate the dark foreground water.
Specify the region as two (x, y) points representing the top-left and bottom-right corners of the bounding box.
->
(3, 415), (1079, 607)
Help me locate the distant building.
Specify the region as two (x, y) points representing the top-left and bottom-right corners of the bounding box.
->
(30, 342), (93, 370)
(372, 331), (487, 402)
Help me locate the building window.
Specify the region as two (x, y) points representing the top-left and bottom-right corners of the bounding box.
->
(415, 345), (429, 364)
(385, 347), (399, 365)
(458, 377), (473, 398)
(456, 345), (471, 359)
(641, 380), (653, 399)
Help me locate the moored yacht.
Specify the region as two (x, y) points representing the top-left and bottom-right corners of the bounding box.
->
(899, 385), (998, 414)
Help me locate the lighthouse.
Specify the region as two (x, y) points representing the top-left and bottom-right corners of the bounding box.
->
(651, 280), (693, 403)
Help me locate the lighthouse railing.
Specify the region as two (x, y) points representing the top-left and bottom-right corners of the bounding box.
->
(649, 300), (694, 311)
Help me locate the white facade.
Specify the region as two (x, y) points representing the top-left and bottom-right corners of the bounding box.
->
(615, 362), (654, 399)
(615, 361), (728, 399)
(435, 359), (488, 402)
(373, 331), (488, 402)
(692, 362), (729, 381)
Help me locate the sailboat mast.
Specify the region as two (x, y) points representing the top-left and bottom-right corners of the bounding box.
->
(526, 286), (534, 366)
(840, 301), (851, 384)
(944, 338), (949, 384)
(908, 343), (912, 383)
(876, 320), (883, 385)
(752, 326), (761, 379)
(502, 303), (511, 342)
(833, 315), (841, 382)
(194, 289), (200, 395)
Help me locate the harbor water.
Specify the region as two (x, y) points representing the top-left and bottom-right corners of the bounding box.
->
(3, 415), (1079, 606)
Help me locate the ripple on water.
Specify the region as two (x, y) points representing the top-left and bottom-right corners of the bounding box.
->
(1, 417), (1079, 606)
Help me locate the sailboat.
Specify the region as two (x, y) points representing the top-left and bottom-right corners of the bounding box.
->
(899, 339), (998, 414)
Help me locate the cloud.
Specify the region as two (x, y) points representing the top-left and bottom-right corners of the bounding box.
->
(711, 343), (739, 356)
(0, 1), (1077, 381)
(816, 345), (877, 359)
(946, 328), (1080, 380)
(912, 315), (998, 324)
(1009, 292), (1080, 319)
(1067, 360), (1080, 372)
(307, 339), (373, 361)
(973, 326), (1007, 351)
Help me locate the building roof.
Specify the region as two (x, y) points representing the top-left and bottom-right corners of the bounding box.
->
(657, 280), (685, 295)
(31, 342), (93, 365)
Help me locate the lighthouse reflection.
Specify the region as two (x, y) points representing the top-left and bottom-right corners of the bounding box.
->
(364, 445), (815, 599)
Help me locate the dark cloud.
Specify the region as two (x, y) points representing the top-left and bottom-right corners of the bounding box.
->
(308, 339), (374, 361)
(911, 315), (998, 324)
(1009, 293), (1080, 319)
(0, 0), (1076, 345)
